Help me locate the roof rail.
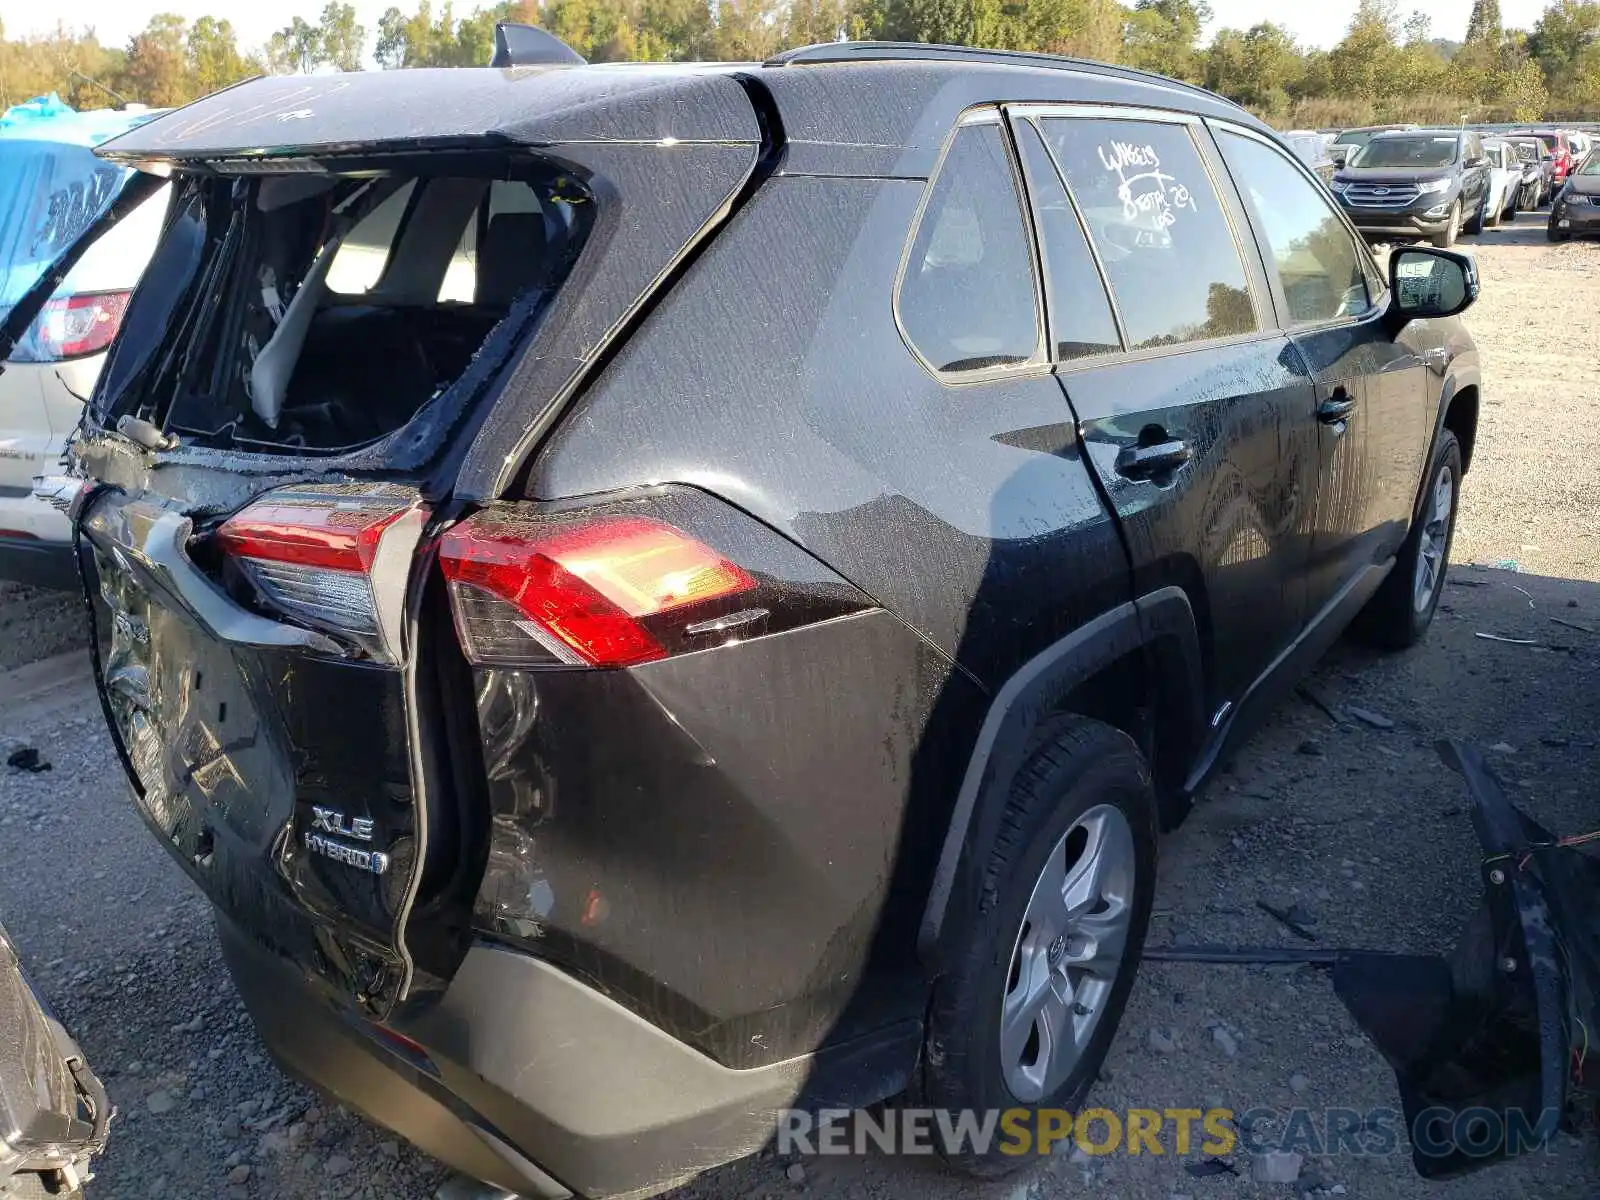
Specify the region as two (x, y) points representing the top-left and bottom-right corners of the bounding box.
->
(765, 40), (1239, 106)
(490, 22), (586, 68)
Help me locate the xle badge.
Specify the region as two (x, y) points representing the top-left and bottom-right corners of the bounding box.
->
(304, 806), (390, 875)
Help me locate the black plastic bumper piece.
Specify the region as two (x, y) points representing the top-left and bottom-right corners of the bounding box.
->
(0, 536), (77, 590)
(221, 925), (919, 1199)
(1331, 740), (1596, 1179)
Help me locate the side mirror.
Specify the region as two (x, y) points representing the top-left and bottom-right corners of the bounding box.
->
(1389, 247), (1478, 323)
(1465, 155), (1487, 168)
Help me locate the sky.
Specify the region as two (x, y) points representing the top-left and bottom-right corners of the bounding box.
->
(0, 0), (1559, 63)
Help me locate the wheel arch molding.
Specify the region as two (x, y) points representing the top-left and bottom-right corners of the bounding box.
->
(917, 587), (1204, 966)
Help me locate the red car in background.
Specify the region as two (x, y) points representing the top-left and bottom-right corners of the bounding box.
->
(1513, 128), (1579, 190)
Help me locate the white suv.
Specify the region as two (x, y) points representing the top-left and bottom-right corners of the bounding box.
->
(0, 100), (166, 587)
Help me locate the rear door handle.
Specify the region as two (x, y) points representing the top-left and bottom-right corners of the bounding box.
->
(1115, 439), (1192, 481)
(1317, 388), (1357, 424)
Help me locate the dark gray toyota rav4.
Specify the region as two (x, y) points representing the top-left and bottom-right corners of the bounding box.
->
(3, 34), (1483, 1199)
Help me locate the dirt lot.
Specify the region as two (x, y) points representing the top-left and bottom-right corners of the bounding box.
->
(1, 214), (1596, 1200)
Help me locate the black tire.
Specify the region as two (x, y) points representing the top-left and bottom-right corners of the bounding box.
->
(1353, 430), (1462, 651)
(1549, 214), (1570, 241)
(918, 716), (1157, 1175)
(1463, 191), (1487, 235)
(1431, 201), (1461, 248)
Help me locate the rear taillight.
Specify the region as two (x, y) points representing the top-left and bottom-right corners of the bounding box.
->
(439, 512), (759, 668)
(10, 291), (131, 362)
(216, 484), (423, 649)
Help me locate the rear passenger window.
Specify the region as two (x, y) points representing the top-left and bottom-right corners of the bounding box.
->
(1040, 117), (1257, 350)
(440, 180), (554, 304)
(1218, 131), (1370, 326)
(326, 182), (415, 295)
(899, 121), (1042, 373)
(1014, 122), (1122, 361)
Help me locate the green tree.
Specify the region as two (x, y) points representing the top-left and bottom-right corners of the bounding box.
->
(320, 2), (367, 70)
(877, 0), (976, 45)
(1529, 0), (1600, 106)
(187, 16), (255, 95)
(267, 16), (323, 73)
(1205, 21), (1300, 113)
(709, 0), (785, 59)
(1123, 0), (1211, 82)
(118, 14), (190, 106)
(1465, 0), (1503, 44)
(1327, 0), (1402, 102)
(784, 0), (856, 44)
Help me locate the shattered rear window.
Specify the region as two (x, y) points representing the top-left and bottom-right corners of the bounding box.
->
(113, 164), (594, 456)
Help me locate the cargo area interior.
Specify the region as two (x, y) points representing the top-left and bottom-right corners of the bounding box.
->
(111, 162), (591, 454)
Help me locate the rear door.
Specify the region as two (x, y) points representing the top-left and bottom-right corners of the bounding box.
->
(1015, 107), (1320, 715)
(1210, 124), (1408, 624)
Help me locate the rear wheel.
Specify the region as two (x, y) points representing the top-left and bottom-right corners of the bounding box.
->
(1432, 201), (1461, 248)
(1354, 430), (1462, 651)
(1464, 191), (1488, 234)
(919, 717), (1156, 1175)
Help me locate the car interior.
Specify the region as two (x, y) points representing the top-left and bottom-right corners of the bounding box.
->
(132, 167), (591, 455)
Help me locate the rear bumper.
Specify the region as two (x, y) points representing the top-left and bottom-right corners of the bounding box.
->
(222, 925), (914, 1199)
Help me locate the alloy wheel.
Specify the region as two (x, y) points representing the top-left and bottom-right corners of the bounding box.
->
(1414, 463), (1454, 613)
(999, 805), (1136, 1102)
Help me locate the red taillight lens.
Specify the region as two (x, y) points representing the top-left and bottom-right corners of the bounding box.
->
(439, 513), (758, 668)
(216, 484), (420, 642)
(218, 493), (405, 573)
(12, 291), (131, 362)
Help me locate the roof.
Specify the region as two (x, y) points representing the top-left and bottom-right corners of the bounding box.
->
(96, 66), (761, 163)
(96, 50), (1268, 178)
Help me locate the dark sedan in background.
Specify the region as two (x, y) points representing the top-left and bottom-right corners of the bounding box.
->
(1328, 122), (1418, 166)
(1549, 151), (1600, 239)
(1506, 134), (1556, 207)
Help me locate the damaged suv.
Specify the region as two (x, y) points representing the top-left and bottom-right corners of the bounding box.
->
(4, 35), (1504, 1199)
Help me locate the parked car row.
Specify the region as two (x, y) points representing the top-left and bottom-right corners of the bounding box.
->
(1305, 120), (1600, 246)
(1320, 125), (1589, 246)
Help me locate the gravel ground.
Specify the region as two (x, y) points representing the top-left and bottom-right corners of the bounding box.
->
(1, 214), (1596, 1200)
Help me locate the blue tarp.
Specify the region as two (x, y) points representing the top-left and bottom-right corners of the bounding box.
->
(0, 96), (161, 314)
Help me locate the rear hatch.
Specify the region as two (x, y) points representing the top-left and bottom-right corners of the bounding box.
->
(21, 67), (763, 1016)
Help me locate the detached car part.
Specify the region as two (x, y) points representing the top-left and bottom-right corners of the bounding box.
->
(0, 922), (111, 1197)
(1148, 739), (1598, 1179)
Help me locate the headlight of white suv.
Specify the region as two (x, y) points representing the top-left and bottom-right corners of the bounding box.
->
(1416, 178), (1453, 195)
